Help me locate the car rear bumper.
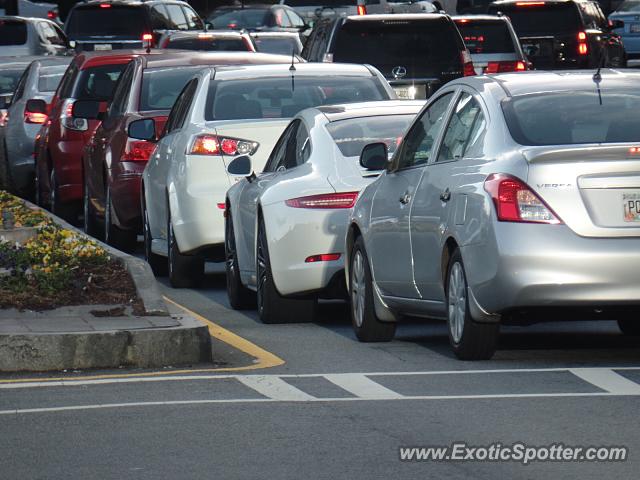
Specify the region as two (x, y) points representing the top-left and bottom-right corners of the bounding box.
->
(462, 223), (640, 315)
(111, 164), (145, 231)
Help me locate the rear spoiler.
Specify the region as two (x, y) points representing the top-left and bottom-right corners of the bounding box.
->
(522, 144), (640, 163)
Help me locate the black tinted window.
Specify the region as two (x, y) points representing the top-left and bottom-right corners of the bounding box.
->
(489, 3), (582, 36)
(455, 20), (515, 54)
(0, 69), (24, 95)
(166, 37), (251, 51)
(333, 19), (462, 78)
(66, 6), (147, 37)
(211, 9), (270, 29)
(0, 20), (27, 45)
(72, 64), (127, 101)
(140, 67), (201, 111)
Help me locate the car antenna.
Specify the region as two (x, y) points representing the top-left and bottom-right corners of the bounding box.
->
(290, 48), (296, 92)
(593, 51), (606, 106)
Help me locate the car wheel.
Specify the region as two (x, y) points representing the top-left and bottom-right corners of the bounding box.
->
(256, 216), (316, 324)
(225, 212), (255, 309)
(104, 185), (137, 252)
(446, 248), (499, 360)
(83, 179), (101, 239)
(142, 195), (167, 276)
(50, 169), (79, 223)
(349, 236), (396, 342)
(167, 213), (204, 288)
(617, 319), (640, 336)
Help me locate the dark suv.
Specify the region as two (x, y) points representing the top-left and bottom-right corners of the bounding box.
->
(64, 0), (204, 52)
(488, 0), (626, 69)
(302, 14), (474, 99)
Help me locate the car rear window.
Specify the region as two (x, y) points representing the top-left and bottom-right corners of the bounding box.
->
(253, 36), (300, 55)
(488, 3), (581, 36)
(455, 20), (515, 54)
(326, 114), (414, 157)
(205, 76), (388, 121)
(38, 65), (70, 92)
(165, 36), (251, 51)
(66, 6), (147, 38)
(211, 9), (270, 30)
(140, 66), (202, 111)
(502, 90), (640, 145)
(0, 69), (24, 94)
(70, 63), (127, 101)
(332, 19), (462, 79)
(0, 20), (27, 46)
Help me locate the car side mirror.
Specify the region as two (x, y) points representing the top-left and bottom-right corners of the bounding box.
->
(227, 155), (253, 177)
(609, 19), (624, 30)
(72, 100), (101, 120)
(360, 142), (388, 170)
(128, 118), (156, 142)
(25, 98), (48, 114)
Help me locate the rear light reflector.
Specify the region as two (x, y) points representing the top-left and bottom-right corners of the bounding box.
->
(24, 111), (47, 124)
(122, 139), (155, 162)
(484, 173), (562, 224)
(305, 253), (341, 263)
(484, 61), (528, 73)
(189, 134), (258, 156)
(285, 192), (359, 209)
(461, 50), (475, 76)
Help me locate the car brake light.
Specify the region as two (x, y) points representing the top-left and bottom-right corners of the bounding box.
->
(461, 50), (475, 76)
(578, 32), (588, 55)
(515, 1), (546, 5)
(305, 253), (341, 263)
(484, 173), (562, 224)
(285, 192), (359, 209)
(189, 134), (258, 156)
(100, 3), (111, 8)
(122, 139), (155, 162)
(61, 99), (89, 132)
(142, 33), (153, 42)
(357, 4), (366, 15)
(484, 61), (528, 73)
(47, 10), (57, 19)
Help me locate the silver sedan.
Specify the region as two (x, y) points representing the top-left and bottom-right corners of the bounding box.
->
(347, 70), (640, 360)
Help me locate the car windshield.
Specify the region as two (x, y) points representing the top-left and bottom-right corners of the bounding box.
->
(253, 36), (300, 55)
(0, 69), (24, 94)
(488, 3), (581, 36)
(502, 89), (640, 145)
(326, 114), (414, 158)
(71, 63), (127, 101)
(332, 19), (461, 78)
(0, 20), (27, 46)
(140, 66), (202, 111)
(166, 37), (251, 51)
(211, 9), (270, 30)
(455, 20), (515, 54)
(616, 0), (640, 11)
(38, 65), (70, 93)
(66, 6), (147, 38)
(205, 76), (388, 121)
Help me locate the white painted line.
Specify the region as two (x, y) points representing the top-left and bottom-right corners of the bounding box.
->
(0, 391), (632, 416)
(236, 375), (316, 401)
(325, 373), (404, 399)
(570, 368), (640, 394)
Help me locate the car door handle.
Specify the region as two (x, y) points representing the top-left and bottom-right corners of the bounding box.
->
(440, 188), (451, 202)
(399, 191), (411, 205)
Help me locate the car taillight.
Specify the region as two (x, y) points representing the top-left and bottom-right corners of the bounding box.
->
(285, 192), (359, 209)
(61, 99), (89, 132)
(24, 111), (47, 124)
(47, 9), (57, 19)
(189, 134), (258, 156)
(0, 110), (8, 128)
(484, 173), (562, 224)
(461, 50), (475, 77)
(484, 61), (527, 73)
(122, 139), (155, 162)
(305, 253), (341, 263)
(356, 4), (367, 15)
(578, 31), (588, 55)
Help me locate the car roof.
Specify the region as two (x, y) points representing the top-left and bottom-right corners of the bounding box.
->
(211, 62), (374, 80)
(316, 100), (426, 122)
(0, 15), (44, 23)
(165, 30), (248, 39)
(73, 0), (191, 7)
(74, 50), (144, 69)
(140, 51), (295, 69)
(250, 31), (301, 38)
(490, 0), (579, 5)
(0, 56), (47, 70)
(32, 57), (73, 67)
(452, 15), (509, 22)
(343, 13), (449, 22)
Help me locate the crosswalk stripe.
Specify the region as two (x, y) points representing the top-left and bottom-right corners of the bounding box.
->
(570, 368), (640, 394)
(324, 373), (404, 399)
(236, 375), (316, 401)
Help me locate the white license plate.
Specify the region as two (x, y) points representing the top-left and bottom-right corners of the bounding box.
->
(393, 84), (426, 100)
(623, 193), (640, 222)
(94, 44), (112, 51)
(631, 23), (640, 33)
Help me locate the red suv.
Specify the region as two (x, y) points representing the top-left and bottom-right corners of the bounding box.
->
(74, 51), (296, 251)
(34, 51), (137, 221)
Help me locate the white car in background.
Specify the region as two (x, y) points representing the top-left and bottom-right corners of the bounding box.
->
(137, 63), (394, 288)
(224, 100), (423, 324)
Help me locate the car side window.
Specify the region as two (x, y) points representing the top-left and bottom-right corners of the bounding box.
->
(275, 8), (292, 28)
(264, 121), (298, 172)
(395, 92), (453, 170)
(106, 63), (134, 119)
(165, 4), (189, 30)
(165, 79), (197, 134)
(12, 67), (30, 102)
(286, 121), (311, 169)
(287, 9), (304, 28)
(436, 93), (486, 163)
(182, 5), (204, 30)
(150, 5), (171, 30)
(57, 63), (78, 99)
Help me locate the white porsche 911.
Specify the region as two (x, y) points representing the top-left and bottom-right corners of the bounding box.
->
(136, 63), (394, 288)
(225, 100), (424, 323)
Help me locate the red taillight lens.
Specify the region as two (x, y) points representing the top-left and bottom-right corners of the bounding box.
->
(305, 253), (341, 263)
(142, 33), (153, 42)
(485, 61), (528, 73)
(122, 139), (155, 162)
(0, 110), (8, 128)
(356, 4), (367, 15)
(484, 174), (562, 224)
(461, 50), (475, 76)
(24, 111), (47, 124)
(285, 192), (359, 209)
(47, 10), (57, 19)
(189, 134), (258, 156)
(100, 3), (111, 8)
(578, 32), (588, 55)
(60, 99), (89, 132)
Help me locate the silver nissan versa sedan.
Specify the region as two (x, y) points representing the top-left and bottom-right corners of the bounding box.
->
(346, 69), (640, 360)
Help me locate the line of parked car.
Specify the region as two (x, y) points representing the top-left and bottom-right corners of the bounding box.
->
(2, 0), (640, 361)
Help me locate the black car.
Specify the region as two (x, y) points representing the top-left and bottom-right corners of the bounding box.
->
(302, 13), (474, 99)
(488, 0), (626, 69)
(64, 0), (204, 52)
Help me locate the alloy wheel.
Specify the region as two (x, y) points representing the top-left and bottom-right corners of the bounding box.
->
(351, 250), (366, 328)
(448, 262), (467, 344)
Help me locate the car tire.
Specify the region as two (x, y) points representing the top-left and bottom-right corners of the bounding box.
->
(256, 216), (316, 324)
(50, 169), (79, 223)
(446, 248), (499, 360)
(142, 194), (167, 276)
(225, 212), (255, 309)
(104, 185), (137, 252)
(349, 235), (396, 342)
(167, 213), (204, 288)
(617, 319), (640, 336)
(83, 179), (101, 239)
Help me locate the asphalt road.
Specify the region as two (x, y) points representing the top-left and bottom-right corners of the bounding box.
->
(1, 263), (639, 479)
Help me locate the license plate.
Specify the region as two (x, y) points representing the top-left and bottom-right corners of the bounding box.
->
(623, 193), (640, 222)
(94, 44), (112, 51)
(393, 84), (426, 100)
(631, 23), (640, 33)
